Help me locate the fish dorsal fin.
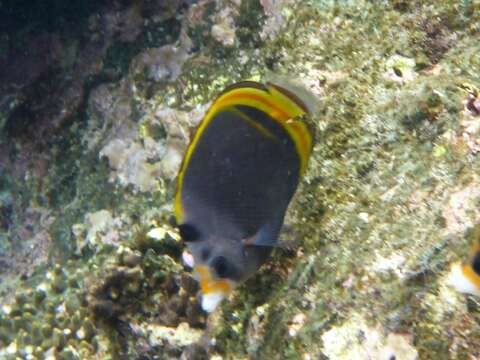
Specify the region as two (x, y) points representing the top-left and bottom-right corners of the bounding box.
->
(265, 74), (319, 115)
(266, 82), (310, 115)
(210, 81), (306, 123)
(218, 81), (269, 96)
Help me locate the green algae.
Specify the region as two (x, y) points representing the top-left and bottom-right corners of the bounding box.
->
(235, 0), (266, 48)
(46, 137), (120, 255)
(2, 0), (480, 358)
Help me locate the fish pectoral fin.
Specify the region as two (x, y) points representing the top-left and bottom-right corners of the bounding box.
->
(242, 234), (258, 246)
(241, 222), (280, 248)
(242, 223), (301, 249)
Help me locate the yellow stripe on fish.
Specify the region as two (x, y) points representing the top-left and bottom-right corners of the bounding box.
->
(175, 81), (313, 223)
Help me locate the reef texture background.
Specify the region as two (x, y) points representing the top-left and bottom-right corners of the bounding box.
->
(1, 0), (480, 359)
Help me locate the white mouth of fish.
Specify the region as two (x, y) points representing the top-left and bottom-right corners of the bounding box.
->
(201, 292), (226, 312)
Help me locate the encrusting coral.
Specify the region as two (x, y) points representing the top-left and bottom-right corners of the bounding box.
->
(1, 0), (480, 359)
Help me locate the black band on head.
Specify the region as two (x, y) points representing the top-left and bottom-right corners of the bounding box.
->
(178, 223), (199, 242)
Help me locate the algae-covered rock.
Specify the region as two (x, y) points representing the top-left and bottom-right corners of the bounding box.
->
(148, 322), (203, 348)
(2, 0), (480, 359)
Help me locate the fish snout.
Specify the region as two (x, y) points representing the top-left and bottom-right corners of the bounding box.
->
(194, 265), (235, 312)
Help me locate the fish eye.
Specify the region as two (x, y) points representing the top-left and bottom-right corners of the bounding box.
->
(212, 256), (230, 278)
(178, 223), (199, 242)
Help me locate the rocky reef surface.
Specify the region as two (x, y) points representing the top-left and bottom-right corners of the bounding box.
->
(1, 0), (480, 359)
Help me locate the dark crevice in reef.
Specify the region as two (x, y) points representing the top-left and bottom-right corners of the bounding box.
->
(0, 0), (190, 299)
(0, 0), (185, 148)
(0, 0), (106, 35)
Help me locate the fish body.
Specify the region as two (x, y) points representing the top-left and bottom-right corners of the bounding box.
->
(174, 81), (314, 311)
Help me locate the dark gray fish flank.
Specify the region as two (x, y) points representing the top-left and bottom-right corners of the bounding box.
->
(180, 105), (301, 245)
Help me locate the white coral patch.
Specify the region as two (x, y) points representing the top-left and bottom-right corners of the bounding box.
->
(148, 322), (202, 348)
(159, 142), (183, 179)
(211, 6), (237, 47)
(442, 184), (480, 235)
(100, 139), (161, 192)
(322, 315), (418, 360)
(260, 0), (288, 40)
(368, 252), (407, 279)
(86, 210), (113, 242)
(211, 23), (236, 47)
(131, 44), (191, 82)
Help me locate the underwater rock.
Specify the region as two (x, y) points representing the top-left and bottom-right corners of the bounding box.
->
(460, 90), (480, 154)
(380, 333), (419, 360)
(466, 94), (480, 116)
(153, 105), (208, 179)
(211, 20), (236, 48)
(130, 43), (191, 83)
(442, 184), (480, 235)
(83, 82), (135, 151)
(148, 322), (203, 348)
(321, 315), (418, 360)
(120, 248), (143, 268)
(84, 210), (115, 246)
(100, 139), (163, 193)
(73, 209), (125, 253)
(211, 23), (236, 47)
(384, 55), (417, 84)
(143, 226), (183, 251)
(87, 264), (145, 319)
(260, 0), (288, 40)
(180, 343), (208, 360)
(3, 0), (480, 358)
(99, 102), (207, 189)
(210, 2), (239, 47)
(287, 312), (307, 337)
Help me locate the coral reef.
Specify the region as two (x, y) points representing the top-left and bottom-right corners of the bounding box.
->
(1, 0), (480, 359)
